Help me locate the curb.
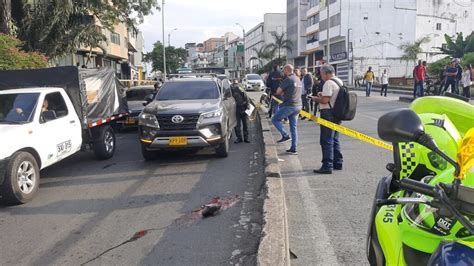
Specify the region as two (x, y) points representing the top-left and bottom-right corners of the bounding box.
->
(256, 107), (291, 266)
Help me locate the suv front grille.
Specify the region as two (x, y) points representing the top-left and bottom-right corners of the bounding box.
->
(157, 114), (200, 130)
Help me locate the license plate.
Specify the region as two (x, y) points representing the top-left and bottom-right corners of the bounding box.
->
(126, 117), (136, 124)
(57, 140), (72, 156)
(169, 136), (187, 146)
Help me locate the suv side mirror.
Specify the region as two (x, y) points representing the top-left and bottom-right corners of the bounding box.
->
(143, 94), (154, 106)
(377, 109), (424, 143)
(42, 110), (57, 122)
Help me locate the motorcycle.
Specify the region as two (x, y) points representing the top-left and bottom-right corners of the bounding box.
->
(367, 97), (474, 265)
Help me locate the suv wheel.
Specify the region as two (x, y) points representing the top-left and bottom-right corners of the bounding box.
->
(0, 152), (40, 205)
(216, 135), (229, 158)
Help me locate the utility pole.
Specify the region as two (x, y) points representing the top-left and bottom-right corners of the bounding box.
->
(162, 0), (166, 81)
(326, 0), (330, 65)
(236, 23), (246, 77)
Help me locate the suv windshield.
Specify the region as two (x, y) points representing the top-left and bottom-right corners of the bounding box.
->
(247, 74), (261, 80)
(156, 81), (220, 100)
(0, 93), (39, 124)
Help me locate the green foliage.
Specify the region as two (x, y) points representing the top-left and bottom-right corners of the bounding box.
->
(427, 57), (451, 76)
(462, 52), (474, 66)
(249, 46), (273, 68)
(0, 33), (47, 70)
(399, 36), (430, 64)
(9, 0), (159, 58)
(257, 57), (286, 75)
(265, 32), (293, 60)
(144, 41), (188, 73)
(438, 32), (474, 58)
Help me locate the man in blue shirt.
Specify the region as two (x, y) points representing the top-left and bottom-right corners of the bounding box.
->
(443, 61), (458, 94)
(265, 65), (283, 118)
(271, 64), (302, 154)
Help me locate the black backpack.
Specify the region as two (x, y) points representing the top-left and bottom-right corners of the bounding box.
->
(329, 78), (357, 121)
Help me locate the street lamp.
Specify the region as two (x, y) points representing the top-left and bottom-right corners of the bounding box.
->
(235, 23), (246, 76)
(162, 0), (166, 81)
(168, 28), (178, 47)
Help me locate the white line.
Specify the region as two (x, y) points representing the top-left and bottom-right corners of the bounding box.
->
(281, 154), (339, 264)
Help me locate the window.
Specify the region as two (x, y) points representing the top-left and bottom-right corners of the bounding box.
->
(307, 32), (319, 44)
(41, 92), (69, 122)
(0, 93), (39, 124)
(309, 0), (318, 8)
(436, 23), (442, 30)
(308, 13), (319, 26)
(156, 81), (220, 100)
(111, 32), (120, 45)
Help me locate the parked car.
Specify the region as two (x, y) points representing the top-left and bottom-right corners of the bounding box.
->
(243, 74), (265, 91)
(0, 66), (127, 204)
(115, 85), (157, 129)
(138, 75), (237, 159)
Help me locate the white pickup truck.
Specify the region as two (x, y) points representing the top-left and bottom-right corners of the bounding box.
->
(0, 67), (127, 204)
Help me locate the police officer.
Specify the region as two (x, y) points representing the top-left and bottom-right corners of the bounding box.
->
(231, 79), (250, 143)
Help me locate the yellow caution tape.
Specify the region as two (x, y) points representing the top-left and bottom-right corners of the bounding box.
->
(269, 96), (394, 151)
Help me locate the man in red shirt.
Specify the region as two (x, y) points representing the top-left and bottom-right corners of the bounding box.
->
(413, 60), (426, 98)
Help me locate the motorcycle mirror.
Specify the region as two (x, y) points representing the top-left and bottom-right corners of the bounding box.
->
(377, 109), (424, 143)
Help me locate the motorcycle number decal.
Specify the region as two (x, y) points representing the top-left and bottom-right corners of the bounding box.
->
(57, 140), (72, 157)
(382, 205), (396, 223)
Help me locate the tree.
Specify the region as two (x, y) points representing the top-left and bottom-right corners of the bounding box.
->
(0, 33), (47, 70)
(1, 0), (160, 58)
(145, 41), (187, 73)
(438, 32), (474, 58)
(265, 31), (293, 60)
(0, 0), (11, 34)
(249, 46), (273, 69)
(399, 36), (430, 76)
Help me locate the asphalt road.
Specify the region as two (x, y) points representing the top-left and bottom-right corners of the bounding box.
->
(0, 114), (265, 265)
(263, 92), (409, 265)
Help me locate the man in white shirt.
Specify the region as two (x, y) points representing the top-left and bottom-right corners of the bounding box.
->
(381, 69), (389, 97)
(310, 65), (343, 174)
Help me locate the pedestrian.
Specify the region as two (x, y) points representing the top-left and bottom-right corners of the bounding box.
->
(230, 79), (250, 144)
(310, 64), (343, 174)
(266, 65), (283, 118)
(413, 60), (426, 98)
(380, 69), (389, 97)
(455, 59), (463, 95)
(311, 76), (320, 115)
(364, 67), (375, 97)
(443, 61), (458, 94)
(271, 64), (302, 155)
(461, 65), (472, 98)
(300, 67), (313, 120)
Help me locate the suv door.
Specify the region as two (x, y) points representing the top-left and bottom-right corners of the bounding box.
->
(221, 80), (237, 132)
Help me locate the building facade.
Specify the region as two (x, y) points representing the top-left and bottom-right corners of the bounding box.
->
(298, 0), (473, 84)
(245, 13), (287, 72)
(203, 37), (225, 53)
(286, 0), (309, 67)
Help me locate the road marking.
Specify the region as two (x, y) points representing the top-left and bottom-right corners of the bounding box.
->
(280, 154), (339, 264)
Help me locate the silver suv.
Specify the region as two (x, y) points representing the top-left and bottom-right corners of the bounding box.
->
(138, 76), (237, 159)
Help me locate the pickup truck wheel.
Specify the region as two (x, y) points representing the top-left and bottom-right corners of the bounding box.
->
(93, 125), (115, 160)
(215, 135), (229, 158)
(141, 144), (158, 160)
(0, 152), (40, 205)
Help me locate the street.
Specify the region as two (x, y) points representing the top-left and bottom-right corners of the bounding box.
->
(267, 92), (409, 265)
(0, 116), (265, 265)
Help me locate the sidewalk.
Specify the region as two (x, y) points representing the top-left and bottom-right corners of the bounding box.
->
(266, 93), (408, 265)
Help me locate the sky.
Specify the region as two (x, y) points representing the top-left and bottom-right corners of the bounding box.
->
(139, 0), (286, 52)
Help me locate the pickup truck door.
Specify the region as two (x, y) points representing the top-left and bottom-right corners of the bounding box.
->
(35, 91), (82, 168)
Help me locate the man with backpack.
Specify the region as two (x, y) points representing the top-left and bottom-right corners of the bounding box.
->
(310, 65), (357, 174)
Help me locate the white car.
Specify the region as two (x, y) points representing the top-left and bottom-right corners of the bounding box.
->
(243, 74), (265, 91)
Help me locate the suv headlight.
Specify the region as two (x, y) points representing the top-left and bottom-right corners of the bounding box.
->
(199, 108), (222, 119)
(138, 112), (159, 128)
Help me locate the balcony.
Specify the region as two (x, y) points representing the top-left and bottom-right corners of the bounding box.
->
(306, 24), (319, 35)
(306, 5), (319, 18)
(306, 40), (319, 52)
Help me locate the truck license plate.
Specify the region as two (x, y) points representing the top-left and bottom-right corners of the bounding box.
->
(57, 140), (72, 156)
(169, 137), (187, 146)
(126, 117), (136, 124)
